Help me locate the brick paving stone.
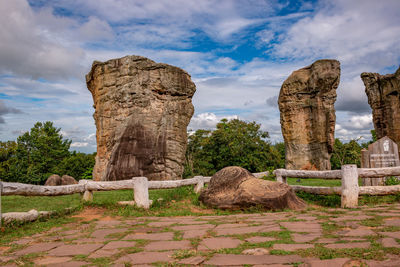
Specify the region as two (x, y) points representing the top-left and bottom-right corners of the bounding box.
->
(272, 243), (313, 251)
(198, 237), (243, 250)
(214, 223), (249, 229)
(123, 232), (174, 241)
(15, 242), (62, 256)
(178, 219), (209, 225)
(292, 233), (320, 243)
(89, 248), (117, 258)
(34, 256), (72, 265)
(325, 242), (370, 249)
(48, 244), (103, 256)
(245, 236), (276, 243)
(147, 221), (175, 227)
(171, 224), (215, 231)
(303, 258), (351, 267)
(242, 248), (270, 255)
(378, 231), (400, 239)
(102, 241), (136, 250)
(178, 256), (206, 265)
(204, 254), (303, 265)
(11, 238), (32, 245)
(117, 251), (173, 264)
(340, 237), (367, 242)
(215, 225), (269, 236)
(338, 228), (376, 237)
(384, 219), (400, 227)
(294, 215), (318, 221)
(381, 237), (400, 248)
(367, 259), (400, 267)
(47, 260), (88, 267)
(182, 229), (208, 239)
(132, 226), (163, 233)
(331, 215), (372, 221)
(144, 240), (192, 251)
(315, 238), (339, 244)
(91, 228), (127, 239)
(280, 222), (322, 232)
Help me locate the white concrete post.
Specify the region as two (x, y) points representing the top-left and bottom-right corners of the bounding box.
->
(79, 180), (93, 202)
(133, 177), (150, 209)
(341, 164), (359, 208)
(276, 171), (287, 184)
(194, 176), (204, 193)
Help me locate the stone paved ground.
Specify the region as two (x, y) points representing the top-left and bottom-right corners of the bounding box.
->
(1, 203), (400, 266)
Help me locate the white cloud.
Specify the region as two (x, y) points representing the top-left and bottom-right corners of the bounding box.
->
(189, 112), (238, 130)
(271, 0), (400, 70)
(71, 142), (89, 147)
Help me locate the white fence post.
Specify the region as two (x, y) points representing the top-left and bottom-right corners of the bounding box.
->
(79, 180), (93, 202)
(133, 177), (150, 209)
(275, 170), (287, 184)
(194, 176), (204, 193)
(341, 164), (359, 208)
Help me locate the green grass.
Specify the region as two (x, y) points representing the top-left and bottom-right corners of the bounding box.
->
(287, 177), (341, 187)
(2, 194), (82, 213)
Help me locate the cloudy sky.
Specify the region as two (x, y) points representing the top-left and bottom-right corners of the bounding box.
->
(0, 0), (399, 153)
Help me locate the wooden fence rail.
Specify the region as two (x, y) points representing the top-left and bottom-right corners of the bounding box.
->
(275, 165), (400, 208)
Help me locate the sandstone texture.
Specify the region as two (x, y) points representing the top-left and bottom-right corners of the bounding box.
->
(361, 66), (400, 148)
(199, 166), (306, 210)
(44, 174), (61, 186)
(87, 55), (196, 181)
(278, 59), (340, 170)
(61, 175), (78, 185)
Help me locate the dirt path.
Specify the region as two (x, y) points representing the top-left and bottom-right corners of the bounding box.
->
(1, 204), (400, 266)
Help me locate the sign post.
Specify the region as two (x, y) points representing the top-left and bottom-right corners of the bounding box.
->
(361, 136), (400, 186)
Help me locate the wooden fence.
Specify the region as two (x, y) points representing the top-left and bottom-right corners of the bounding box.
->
(274, 164), (400, 208)
(2, 165), (400, 223)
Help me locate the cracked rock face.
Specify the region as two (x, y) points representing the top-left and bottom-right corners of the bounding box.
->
(87, 55), (196, 181)
(361, 67), (400, 147)
(278, 59), (340, 170)
(199, 166), (306, 210)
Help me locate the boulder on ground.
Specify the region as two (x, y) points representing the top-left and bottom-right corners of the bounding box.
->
(199, 166), (306, 210)
(61, 175), (78, 185)
(44, 174), (61, 186)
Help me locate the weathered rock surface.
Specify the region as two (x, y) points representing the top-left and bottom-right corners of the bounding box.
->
(87, 55), (196, 181)
(61, 175), (78, 185)
(278, 59), (340, 170)
(44, 174), (61, 186)
(199, 166), (306, 210)
(361, 67), (400, 148)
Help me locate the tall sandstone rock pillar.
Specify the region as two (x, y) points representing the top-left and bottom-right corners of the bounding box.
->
(87, 55), (196, 181)
(278, 59), (340, 170)
(361, 67), (400, 149)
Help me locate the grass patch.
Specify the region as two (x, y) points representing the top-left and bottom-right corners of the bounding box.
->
(2, 194), (82, 213)
(287, 178), (341, 187)
(296, 192), (341, 207)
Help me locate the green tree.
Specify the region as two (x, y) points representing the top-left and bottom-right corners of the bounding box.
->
(0, 140), (18, 181)
(55, 152), (95, 180)
(330, 138), (362, 170)
(11, 121), (71, 184)
(184, 119), (281, 176)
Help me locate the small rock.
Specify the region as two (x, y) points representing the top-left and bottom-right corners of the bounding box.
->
(242, 248), (269, 255)
(61, 175), (78, 185)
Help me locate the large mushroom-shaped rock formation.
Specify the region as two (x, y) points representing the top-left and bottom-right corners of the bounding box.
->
(278, 59), (340, 170)
(361, 67), (400, 148)
(86, 55), (196, 181)
(199, 166), (306, 210)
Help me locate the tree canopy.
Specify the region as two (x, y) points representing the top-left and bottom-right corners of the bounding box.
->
(184, 119), (283, 177)
(0, 122), (95, 184)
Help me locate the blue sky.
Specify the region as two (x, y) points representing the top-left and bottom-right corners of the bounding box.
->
(0, 0), (399, 153)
